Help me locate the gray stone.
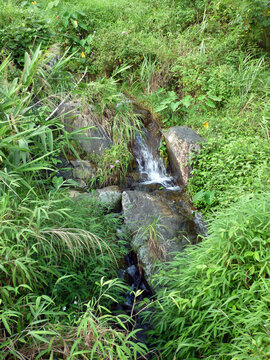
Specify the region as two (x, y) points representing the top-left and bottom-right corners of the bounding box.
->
(57, 101), (112, 156)
(55, 157), (73, 180)
(96, 185), (122, 211)
(69, 192), (93, 204)
(69, 185), (122, 212)
(163, 126), (205, 185)
(68, 189), (82, 199)
(75, 179), (87, 188)
(138, 244), (154, 284)
(127, 265), (137, 278)
(193, 211), (208, 237)
(122, 190), (197, 285)
(71, 160), (95, 181)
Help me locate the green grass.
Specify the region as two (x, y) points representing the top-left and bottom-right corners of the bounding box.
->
(0, 45), (148, 359)
(147, 192), (270, 359)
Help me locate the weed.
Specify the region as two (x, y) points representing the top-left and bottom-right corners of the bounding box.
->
(0, 47), (147, 359)
(90, 143), (132, 188)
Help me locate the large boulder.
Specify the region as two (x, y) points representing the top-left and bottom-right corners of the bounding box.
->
(164, 126), (205, 185)
(122, 190), (197, 285)
(57, 101), (112, 157)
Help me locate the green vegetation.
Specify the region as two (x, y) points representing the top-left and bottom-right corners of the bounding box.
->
(189, 136), (270, 212)
(90, 143), (132, 187)
(1, 0), (269, 358)
(0, 45), (147, 358)
(138, 216), (167, 261)
(148, 192), (270, 359)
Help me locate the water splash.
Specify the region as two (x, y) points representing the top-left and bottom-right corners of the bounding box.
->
(133, 131), (180, 190)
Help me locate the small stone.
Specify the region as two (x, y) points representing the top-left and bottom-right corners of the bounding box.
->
(71, 160), (95, 181)
(127, 265), (137, 278)
(96, 185), (122, 212)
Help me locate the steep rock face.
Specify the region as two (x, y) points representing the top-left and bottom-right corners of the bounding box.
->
(122, 190), (197, 286)
(164, 126), (205, 185)
(57, 101), (112, 156)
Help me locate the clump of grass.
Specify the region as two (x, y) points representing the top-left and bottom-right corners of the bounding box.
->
(137, 216), (167, 261)
(90, 143), (132, 188)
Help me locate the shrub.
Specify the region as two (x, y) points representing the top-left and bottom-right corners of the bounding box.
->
(188, 136), (270, 212)
(147, 192), (270, 359)
(0, 3), (53, 66)
(224, 0), (270, 49)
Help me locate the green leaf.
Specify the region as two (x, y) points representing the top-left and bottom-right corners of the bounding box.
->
(205, 99), (216, 108)
(1, 316), (12, 335)
(28, 332), (50, 344)
(170, 101), (181, 112)
(253, 251), (260, 261)
(180, 95), (193, 108)
(193, 190), (205, 202)
(208, 94), (222, 101)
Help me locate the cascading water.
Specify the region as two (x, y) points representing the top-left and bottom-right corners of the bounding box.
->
(133, 128), (180, 190)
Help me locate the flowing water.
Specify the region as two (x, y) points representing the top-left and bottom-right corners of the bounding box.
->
(118, 105), (207, 357)
(133, 123), (180, 191)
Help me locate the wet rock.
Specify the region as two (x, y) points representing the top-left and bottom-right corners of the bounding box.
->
(117, 269), (126, 280)
(126, 171), (141, 183)
(55, 156), (73, 180)
(122, 190), (198, 285)
(164, 126), (205, 185)
(193, 211), (208, 237)
(127, 265), (137, 278)
(131, 183), (166, 192)
(132, 103), (152, 125)
(57, 101), (112, 156)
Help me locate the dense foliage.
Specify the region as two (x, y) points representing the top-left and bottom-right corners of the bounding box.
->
(0, 47), (147, 359)
(189, 136), (270, 211)
(148, 193), (270, 359)
(0, 0), (269, 358)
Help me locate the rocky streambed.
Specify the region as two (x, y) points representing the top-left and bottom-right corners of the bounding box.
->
(57, 99), (207, 352)
(63, 105), (207, 284)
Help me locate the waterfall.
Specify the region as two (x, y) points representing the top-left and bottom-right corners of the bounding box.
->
(133, 130), (180, 190)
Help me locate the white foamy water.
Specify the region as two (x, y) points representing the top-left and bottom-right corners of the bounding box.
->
(133, 132), (180, 190)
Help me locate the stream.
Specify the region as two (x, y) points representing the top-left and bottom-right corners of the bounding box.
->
(116, 109), (205, 357)
(60, 100), (207, 357)
(130, 110), (181, 191)
(133, 129), (180, 191)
